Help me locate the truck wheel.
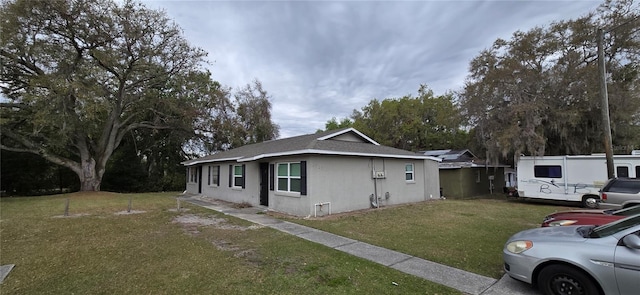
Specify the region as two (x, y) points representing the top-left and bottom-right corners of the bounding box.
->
(582, 195), (599, 209)
(537, 264), (600, 295)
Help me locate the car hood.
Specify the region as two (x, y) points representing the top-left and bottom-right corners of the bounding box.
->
(544, 213), (621, 224)
(508, 225), (589, 243)
(547, 209), (607, 216)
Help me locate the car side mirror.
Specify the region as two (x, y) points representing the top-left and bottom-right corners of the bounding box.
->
(622, 234), (640, 249)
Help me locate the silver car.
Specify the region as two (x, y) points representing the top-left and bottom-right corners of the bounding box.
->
(503, 214), (640, 295)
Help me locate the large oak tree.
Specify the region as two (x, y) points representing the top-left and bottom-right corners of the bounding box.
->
(351, 85), (469, 151)
(460, 0), (640, 162)
(0, 0), (211, 191)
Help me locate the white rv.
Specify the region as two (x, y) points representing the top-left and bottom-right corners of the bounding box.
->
(516, 153), (640, 208)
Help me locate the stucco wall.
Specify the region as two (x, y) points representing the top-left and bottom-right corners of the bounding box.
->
(197, 161), (261, 205)
(423, 159), (441, 200)
(301, 155), (436, 217)
(186, 155), (441, 217)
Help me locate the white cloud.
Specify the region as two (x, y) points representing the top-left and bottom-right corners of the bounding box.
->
(144, 0), (602, 138)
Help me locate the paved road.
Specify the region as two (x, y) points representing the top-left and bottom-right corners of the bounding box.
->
(182, 197), (541, 295)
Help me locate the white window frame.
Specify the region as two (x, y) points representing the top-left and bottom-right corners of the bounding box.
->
(277, 162), (301, 193)
(233, 165), (244, 188)
(209, 165), (220, 187)
(405, 163), (414, 182)
(189, 167), (198, 183)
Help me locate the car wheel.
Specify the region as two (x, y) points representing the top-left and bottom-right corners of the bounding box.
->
(538, 264), (600, 295)
(581, 195), (599, 209)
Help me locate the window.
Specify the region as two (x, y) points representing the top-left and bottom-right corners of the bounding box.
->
(476, 170), (481, 183)
(636, 166), (640, 178)
(208, 165), (220, 186)
(277, 162), (301, 192)
(616, 166), (629, 178)
(188, 167), (198, 183)
(233, 165), (244, 188)
(534, 165), (562, 178)
(405, 164), (414, 181)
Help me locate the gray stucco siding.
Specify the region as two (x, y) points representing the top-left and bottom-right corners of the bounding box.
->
(268, 156), (311, 216)
(303, 155), (432, 216)
(423, 159), (441, 199)
(184, 154), (440, 217)
(197, 162), (261, 206)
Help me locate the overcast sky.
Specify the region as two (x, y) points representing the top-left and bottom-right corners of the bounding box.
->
(143, 0), (602, 138)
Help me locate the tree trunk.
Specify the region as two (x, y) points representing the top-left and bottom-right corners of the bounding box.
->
(79, 158), (102, 191)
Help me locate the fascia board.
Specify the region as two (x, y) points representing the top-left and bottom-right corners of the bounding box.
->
(237, 149), (442, 162)
(181, 157), (242, 166)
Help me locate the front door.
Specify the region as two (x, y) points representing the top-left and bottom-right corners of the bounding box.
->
(259, 163), (269, 206)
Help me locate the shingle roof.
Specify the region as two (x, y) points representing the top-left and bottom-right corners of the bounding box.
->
(182, 128), (441, 166)
(420, 149), (476, 162)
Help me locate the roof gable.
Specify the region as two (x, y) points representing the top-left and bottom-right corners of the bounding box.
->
(317, 128), (379, 145)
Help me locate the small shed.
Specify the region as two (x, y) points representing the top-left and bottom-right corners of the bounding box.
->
(420, 149), (511, 198)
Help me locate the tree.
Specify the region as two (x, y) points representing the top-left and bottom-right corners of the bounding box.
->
(351, 85), (469, 151)
(460, 0), (640, 162)
(318, 117), (353, 132)
(1, 150), (78, 196)
(230, 79), (280, 147)
(0, 0), (210, 191)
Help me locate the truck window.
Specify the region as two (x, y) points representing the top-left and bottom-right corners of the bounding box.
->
(534, 165), (562, 178)
(616, 166), (629, 178)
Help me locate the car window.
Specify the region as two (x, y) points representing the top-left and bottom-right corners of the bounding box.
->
(614, 205), (640, 216)
(608, 180), (640, 194)
(591, 215), (640, 238)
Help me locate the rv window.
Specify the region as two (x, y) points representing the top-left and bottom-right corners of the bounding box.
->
(616, 166), (629, 178)
(636, 166), (640, 178)
(534, 165), (562, 178)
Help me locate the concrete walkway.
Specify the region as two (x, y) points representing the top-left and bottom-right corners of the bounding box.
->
(182, 197), (540, 295)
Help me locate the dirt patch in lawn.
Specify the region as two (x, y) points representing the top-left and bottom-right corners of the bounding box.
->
(172, 214), (262, 263)
(172, 214), (264, 231)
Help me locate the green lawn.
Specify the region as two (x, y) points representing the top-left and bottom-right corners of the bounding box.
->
(287, 197), (574, 278)
(0, 192), (459, 295)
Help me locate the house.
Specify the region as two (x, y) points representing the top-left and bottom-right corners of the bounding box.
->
(182, 128), (442, 217)
(420, 149), (513, 199)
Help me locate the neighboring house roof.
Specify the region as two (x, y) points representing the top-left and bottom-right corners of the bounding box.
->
(183, 128), (442, 166)
(420, 149), (477, 162)
(419, 149), (509, 169)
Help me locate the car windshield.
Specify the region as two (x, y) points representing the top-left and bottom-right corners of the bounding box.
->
(613, 205), (640, 216)
(589, 214), (640, 238)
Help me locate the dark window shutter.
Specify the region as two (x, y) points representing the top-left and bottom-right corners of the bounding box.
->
(241, 164), (246, 189)
(269, 164), (274, 191)
(207, 166), (211, 185)
(300, 161), (307, 195)
(216, 166), (220, 186)
(228, 165), (232, 187)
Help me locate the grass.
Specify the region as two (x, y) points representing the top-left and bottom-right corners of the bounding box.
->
(286, 196), (575, 278)
(1, 192), (459, 295)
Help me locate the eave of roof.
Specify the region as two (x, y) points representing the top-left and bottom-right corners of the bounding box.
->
(237, 149), (441, 162)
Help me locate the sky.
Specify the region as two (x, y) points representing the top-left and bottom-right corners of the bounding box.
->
(142, 0), (603, 139)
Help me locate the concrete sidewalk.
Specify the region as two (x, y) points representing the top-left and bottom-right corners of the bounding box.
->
(182, 197), (539, 295)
